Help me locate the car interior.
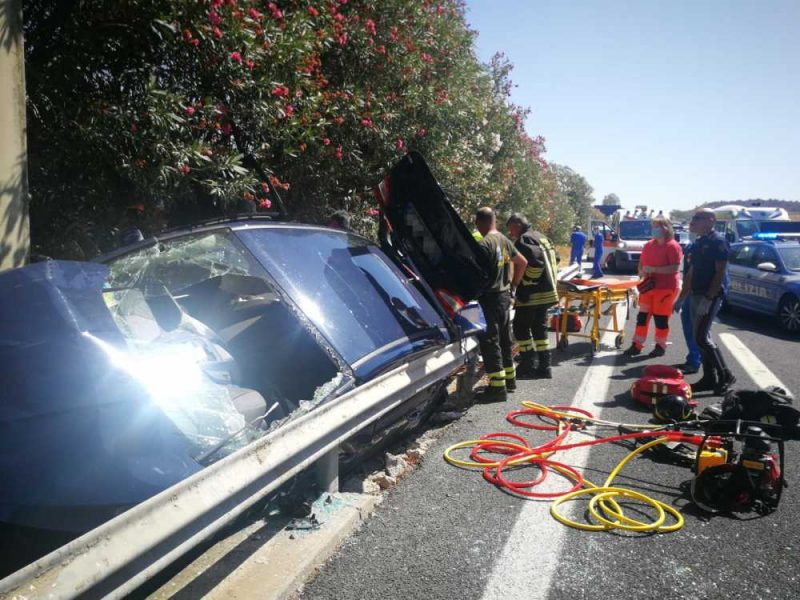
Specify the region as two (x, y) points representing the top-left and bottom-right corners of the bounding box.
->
(106, 251), (344, 434)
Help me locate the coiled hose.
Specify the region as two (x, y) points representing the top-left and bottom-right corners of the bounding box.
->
(444, 402), (701, 533)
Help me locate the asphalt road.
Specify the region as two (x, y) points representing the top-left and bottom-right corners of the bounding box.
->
(299, 294), (800, 600)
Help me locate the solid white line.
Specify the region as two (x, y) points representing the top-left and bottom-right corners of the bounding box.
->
(480, 319), (621, 600)
(718, 332), (791, 393)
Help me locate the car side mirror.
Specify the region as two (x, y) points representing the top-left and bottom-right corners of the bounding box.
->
(756, 261), (778, 273)
(610, 233), (619, 242)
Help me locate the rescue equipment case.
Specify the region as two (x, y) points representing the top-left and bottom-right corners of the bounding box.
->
(631, 365), (692, 407)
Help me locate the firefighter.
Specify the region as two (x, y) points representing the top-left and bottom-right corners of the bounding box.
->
(506, 213), (559, 379)
(475, 207), (528, 402)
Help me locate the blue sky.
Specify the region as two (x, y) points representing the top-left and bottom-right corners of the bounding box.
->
(465, 0), (800, 211)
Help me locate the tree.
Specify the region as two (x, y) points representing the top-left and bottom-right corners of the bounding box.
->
(550, 164), (594, 228)
(23, 0), (556, 257)
(602, 193), (620, 206)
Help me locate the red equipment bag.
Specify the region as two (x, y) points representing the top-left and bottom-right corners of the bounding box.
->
(550, 313), (582, 333)
(630, 365), (694, 407)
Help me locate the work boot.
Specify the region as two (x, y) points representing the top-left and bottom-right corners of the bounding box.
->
(623, 343), (642, 357)
(515, 351), (537, 379)
(677, 362), (700, 375)
(711, 347), (736, 395)
(691, 356), (718, 393)
(648, 345), (666, 358)
(534, 351), (553, 379)
(476, 386), (507, 404)
(506, 377), (517, 393)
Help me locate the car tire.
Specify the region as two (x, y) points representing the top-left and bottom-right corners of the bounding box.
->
(778, 294), (800, 333)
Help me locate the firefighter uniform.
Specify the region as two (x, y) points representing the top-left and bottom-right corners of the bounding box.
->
(477, 231), (519, 401)
(513, 230), (559, 378)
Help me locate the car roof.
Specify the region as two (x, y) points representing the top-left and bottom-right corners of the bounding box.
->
(97, 219), (363, 263)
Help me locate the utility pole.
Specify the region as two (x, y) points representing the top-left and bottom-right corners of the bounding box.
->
(0, 0), (30, 270)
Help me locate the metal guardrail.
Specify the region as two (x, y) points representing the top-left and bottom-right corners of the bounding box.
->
(0, 337), (478, 600)
(557, 263), (581, 281)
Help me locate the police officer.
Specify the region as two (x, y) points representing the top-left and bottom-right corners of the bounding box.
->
(475, 207), (528, 402)
(674, 208), (736, 394)
(507, 213), (559, 379)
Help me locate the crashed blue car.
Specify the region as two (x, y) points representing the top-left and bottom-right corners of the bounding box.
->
(0, 153), (487, 536)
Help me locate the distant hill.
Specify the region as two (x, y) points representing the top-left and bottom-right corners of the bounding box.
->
(701, 199), (800, 212)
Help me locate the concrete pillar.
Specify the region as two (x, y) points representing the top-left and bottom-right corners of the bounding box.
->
(0, 0), (30, 270)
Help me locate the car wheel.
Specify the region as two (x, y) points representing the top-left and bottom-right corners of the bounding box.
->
(778, 295), (800, 333)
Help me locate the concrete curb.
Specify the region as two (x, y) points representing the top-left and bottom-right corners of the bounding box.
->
(148, 493), (383, 600)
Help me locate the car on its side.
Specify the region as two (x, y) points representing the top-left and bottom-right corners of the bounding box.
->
(726, 235), (800, 333)
(0, 152), (487, 537)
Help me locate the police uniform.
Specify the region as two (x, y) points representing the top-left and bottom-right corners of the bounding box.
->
(477, 231), (518, 400)
(513, 230), (559, 378)
(688, 230), (735, 393)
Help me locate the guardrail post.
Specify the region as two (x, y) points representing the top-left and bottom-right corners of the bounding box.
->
(316, 446), (339, 493)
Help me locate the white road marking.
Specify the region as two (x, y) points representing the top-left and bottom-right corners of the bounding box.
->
(719, 333), (791, 393)
(480, 318), (621, 600)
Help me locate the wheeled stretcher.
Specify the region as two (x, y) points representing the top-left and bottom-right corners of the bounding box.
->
(554, 277), (638, 354)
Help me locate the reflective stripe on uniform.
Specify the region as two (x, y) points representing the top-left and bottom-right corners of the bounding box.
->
(504, 365), (516, 379)
(534, 338), (550, 351)
(488, 370), (507, 387)
(517, 338), (535, 352)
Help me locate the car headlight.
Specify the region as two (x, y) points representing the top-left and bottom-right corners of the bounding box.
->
(617, 242), (626, 249)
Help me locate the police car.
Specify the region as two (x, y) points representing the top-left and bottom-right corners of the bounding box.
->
(727, 234), (800, 332)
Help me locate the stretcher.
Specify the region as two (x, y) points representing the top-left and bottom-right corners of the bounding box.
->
(554, 277), (638, 354)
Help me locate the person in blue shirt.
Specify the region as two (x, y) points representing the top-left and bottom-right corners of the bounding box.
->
(570, 226), (586, 266)
(674, 209), (736, 394)
(591, 228), (605, 278)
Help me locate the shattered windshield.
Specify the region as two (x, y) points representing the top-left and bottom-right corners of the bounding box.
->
(97, 286), (255, 460)
(102, 229), (351, 463)
(102, 232), (283, 460)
